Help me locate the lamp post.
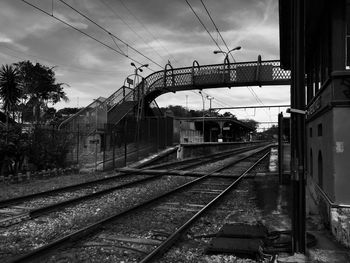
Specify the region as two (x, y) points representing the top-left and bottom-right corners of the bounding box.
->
(198, 91), (205, 142)
(131, 62), (149, 75)
(213, 46), (241, 84)
(130, 62), (148, 161)
(206, 95), (214, 114)
(213, 46), (241, 64)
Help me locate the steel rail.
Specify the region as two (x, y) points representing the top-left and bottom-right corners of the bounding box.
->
(140, 150), (271, 262)
(0, 173), (128, 208)
(0, 143), (265, 209)
(9, 145), (271, 263)
(144, 143), (267, 170)
(27, 144), (256, 219)
(0, 143), (262, 208)
(1, 144), (265, 227)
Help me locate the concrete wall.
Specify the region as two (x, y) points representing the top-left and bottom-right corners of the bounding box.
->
(307, 110), (335, 201)
(333, 108), (350, 204)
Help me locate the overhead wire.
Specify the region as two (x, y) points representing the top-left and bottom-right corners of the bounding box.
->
(118, 0), (179, 66)
(199, 0), (236, 63)
(185, 0), (224, 56)
(57, 0), (163, 69)
(0, 44), (119, 74)
(98, 0), (167, 65)
(20, 0), (158, 72)
(199, 0), (269, 120)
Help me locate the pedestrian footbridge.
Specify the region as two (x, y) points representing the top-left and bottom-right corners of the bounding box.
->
(59, 59), (290, 133)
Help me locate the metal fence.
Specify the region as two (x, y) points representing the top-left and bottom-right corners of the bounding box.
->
(64, 116), (174, 171)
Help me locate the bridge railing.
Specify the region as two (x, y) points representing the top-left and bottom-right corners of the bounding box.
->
(59, 60), (290, 131)
(143, 59), (290, 93)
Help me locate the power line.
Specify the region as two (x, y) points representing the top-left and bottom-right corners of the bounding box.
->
(199, 0), (268, 113)
(0, 44), (120, 75)
(185, 0), (224, 55)
(20, 0), (157, 71)
(57, 0), (163, 69)
(199, 0), (236, 63)
(118, 0), (179, 66)
(247, 86), (271, 119)
(98, 0), (167, 65)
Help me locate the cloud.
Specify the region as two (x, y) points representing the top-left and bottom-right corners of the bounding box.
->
(0, 0), (286, 126)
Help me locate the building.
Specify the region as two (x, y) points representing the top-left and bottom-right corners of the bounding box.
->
(279, 0), (350, 247)
(173, 117), (254, 143)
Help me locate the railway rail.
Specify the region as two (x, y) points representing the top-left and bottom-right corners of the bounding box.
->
(0, 144), (263, 227)
(7, 144), (271, 262)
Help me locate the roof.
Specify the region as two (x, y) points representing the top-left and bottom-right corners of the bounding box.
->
(175, 116), (254, 131)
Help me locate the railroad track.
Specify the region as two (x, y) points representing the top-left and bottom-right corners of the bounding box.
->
(0, 144), (263, 228)
(6, 144), (271, 262)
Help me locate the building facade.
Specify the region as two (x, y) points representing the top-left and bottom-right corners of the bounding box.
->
(280, 0), (350, 247)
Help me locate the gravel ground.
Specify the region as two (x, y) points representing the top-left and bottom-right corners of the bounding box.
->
(0, 147), (272, 262)
(0, 174), (153, 216)
(31, 153), (272, 263)
(0, 175), (194, 261)
(157, 157), (291, 263)
(0, 172), (117, 201)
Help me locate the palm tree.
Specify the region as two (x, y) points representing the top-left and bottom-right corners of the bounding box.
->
(0, 64), (21, 139)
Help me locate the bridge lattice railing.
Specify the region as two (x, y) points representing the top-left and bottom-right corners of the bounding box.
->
(60, 60), (290, 132)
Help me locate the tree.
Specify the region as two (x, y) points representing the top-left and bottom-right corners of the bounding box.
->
(0, 64), (21, 121)
(15, 61), (68, 123)
(219, 111), (237, 119)
(240, 119), (259, 131)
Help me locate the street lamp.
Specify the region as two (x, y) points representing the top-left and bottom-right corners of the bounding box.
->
(206, 95), (214, 110)
(131, 62), (149, 74)
(198, 91), (205, 142)
(213, 46), (241, 63)
(214, 46), (241, 84)
(130, 63), (148, 161)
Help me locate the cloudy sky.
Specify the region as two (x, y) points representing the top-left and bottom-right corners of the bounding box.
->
(0, 0), (289, 129)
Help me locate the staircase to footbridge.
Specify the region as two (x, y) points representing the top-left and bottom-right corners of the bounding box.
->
(59, 59), (291, 134)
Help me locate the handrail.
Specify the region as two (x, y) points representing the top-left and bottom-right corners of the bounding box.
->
(191, 60), (200, 86)
(163, 62), (174, 89)
(59, 60), (290, 131)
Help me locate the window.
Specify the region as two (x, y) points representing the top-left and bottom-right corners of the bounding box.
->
(317, 124), (322, 136)
(309, 127), (313, 137)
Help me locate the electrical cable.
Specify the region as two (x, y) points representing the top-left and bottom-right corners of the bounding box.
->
(200, 0), (236, 63)
(199, 0), (268, 119)
(118, 0), (179, 66)
(0, 44), (120, 75)
(185, 0), (224, 56)
(97, 0), (167, 65)
(57, 0), (163, 69)
(20, 0), (157, 72)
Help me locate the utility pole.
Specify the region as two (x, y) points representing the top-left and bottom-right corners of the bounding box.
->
(199, 91), (205, 142)
(206, 96), (214, 111)
(185, 95), (188, 110)
(291, 0), (306, 253)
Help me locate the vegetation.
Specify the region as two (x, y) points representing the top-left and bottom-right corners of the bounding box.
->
(159, 105), (239, 119)
(0, 65), (21, 127)
(0, 61), (72, 176)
